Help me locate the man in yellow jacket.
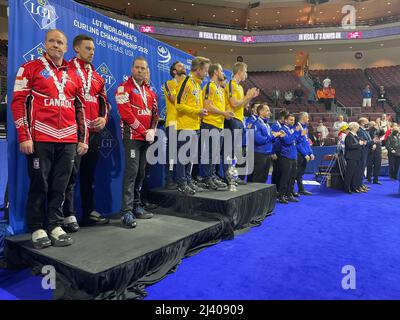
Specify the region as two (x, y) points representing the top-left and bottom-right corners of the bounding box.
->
(162, 61), (186, 189)
(201, 63), (235, 190)
(224, 62), (259, 182)
(175, 57), (210, 195)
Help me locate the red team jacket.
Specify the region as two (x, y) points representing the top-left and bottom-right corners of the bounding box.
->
(11, 54), (88, 144)
(115, 77), (158, 141)
(68, 57), (110, 133)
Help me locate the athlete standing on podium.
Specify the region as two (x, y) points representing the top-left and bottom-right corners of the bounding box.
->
(63, 34), (111, 232)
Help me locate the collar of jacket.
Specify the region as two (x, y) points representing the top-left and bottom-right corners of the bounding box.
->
(43, 52), (68, 70)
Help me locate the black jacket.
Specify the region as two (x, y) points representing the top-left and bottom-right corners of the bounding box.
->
(345, 132), (362, 160)
(386, 133), (400, 156)
(369, 127), (385, 151)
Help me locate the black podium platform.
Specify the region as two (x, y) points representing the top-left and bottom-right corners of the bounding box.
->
(4, 183), (276, 300)
(4, 213), (229, 300)
(150, 183), (276, 231)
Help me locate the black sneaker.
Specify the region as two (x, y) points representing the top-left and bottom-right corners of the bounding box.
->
(31, 229), (52, 249)
(287, 196), (300, 203)
(177, 183), (196, 196)
(134, 205), (154, 219)
(49, 227), (73, 247)
(205, 178), (218, 190)
(63, 215), (80, 233)
(299, 190), (313, 196)
(236, 178), (247, 185)
(278, 197), (289, 204)
(213, 178), (228, 189)
(292, 192), (300, 197)
(121, 212), (137, 228)
(87, 211), (109, 225)
(188, 181), (205, 192)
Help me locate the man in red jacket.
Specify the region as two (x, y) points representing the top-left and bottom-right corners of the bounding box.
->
(115, 57), (158, 228)
(11, 29), (88, 249)
(63, 34), (111, 232)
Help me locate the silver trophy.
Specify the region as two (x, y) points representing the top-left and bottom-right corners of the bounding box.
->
(226, 156), (239, 191)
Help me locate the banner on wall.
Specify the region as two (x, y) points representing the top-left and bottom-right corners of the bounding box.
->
(7, 0), (232, 234)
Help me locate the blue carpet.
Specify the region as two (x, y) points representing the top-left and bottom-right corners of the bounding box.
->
(1, 176), (400, 300)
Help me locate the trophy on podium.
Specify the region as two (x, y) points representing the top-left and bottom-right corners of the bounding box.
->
(226, 156), (239, 191)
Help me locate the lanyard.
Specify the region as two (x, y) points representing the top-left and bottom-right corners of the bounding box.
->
(40, 56), (67, 100)
(73, 58), (93, 99)
(132, 77), (148, 110)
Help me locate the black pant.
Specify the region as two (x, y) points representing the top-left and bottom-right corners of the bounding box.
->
(64, 132), (100, 220)
(389, 154), (400, 179)
(366, 149), (382, 182)
(200, 122), (222, 179)
(253, 153), (272, 183)
(355, 149), (368, 188)
(296, 153), (308, 192)
(271, 156), (281, 192)
(121, 139), (149, 215)
(344, 158), (361, 192)
(165, 125), (176, 185)
(26, 142), (76, 232)
(176, 130), (199, 185)
(278, 157), (297, 197)
(223, 118), (245, 177)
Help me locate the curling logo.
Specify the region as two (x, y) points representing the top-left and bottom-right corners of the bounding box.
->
(23, 42), (46, 62)
(157, 46), (171, 64)
(96, 63), (116, 93)
(24, 0), (59, 30)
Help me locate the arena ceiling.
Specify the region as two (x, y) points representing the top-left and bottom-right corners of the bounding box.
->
(80, 0), (400, 30)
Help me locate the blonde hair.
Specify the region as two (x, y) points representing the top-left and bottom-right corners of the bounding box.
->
(191, 56), (211, 72)
(233, 62), (247, 75)
(348, 122), (360, 132)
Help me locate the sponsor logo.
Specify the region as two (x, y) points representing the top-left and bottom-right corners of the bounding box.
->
(242, 36), (255, 43)
(33, 158), (40, 169)
(96, 63), (116, 93)
(99, 126), (117, 159)
(347, 31), (362, 39)
(40, 68), (50, 79)
(23, 42), (46, 62)
(140, 25), (155, 33)
(24, 0), (59, 30)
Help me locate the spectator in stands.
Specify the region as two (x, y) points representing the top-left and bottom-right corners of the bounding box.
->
(271, 86), (280, 107)
(332, 115), (348, 136)
(308, 124), (317, 146)
(378, 113), (389, 132)
(377, 86), (387, 108)
(362, 85), (372, 108)
(293, 84), (304, 105)
(367, 121), (385, 184)
(313, 77), (323, 92)
(316, 120), (329, 143)
(344, 122), (365, 194)
(307, 90), (316, 104)
(284, 90), (293, 105)
(386, 123), (400, 180)
(323, 76), (331, 88)
(394, 104), (400, 124)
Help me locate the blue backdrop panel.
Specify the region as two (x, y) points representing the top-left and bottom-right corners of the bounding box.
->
(7, 0), (231, 234)
(305, 146), (337, 174)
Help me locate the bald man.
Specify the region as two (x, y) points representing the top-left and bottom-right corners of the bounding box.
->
(11, 29), (88, 249)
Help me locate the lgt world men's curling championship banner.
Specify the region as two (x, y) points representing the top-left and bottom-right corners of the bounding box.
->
(7, 0), (231, 234)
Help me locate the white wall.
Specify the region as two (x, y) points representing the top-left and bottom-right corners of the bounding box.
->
(198, 46), (400, 72)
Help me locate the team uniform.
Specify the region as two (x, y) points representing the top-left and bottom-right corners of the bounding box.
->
(11, 54), (88, 244)
(225, 79), (246, 177)
(115, 76), (158, 223)
(252, 116), (275, 183)
(200, 80), (227, 188)
(175, 73), (203, 193)
(295, 123), (313, 194)
(271, 120), (284, 191)
(278, 125), (300, 200)
(162, 78), (179, 186)
(63, 57), (111, 226)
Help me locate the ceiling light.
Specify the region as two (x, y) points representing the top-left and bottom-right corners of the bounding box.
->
(362, 7), (365, 10)
(380, 43), (385, 46)
(230, 49), (234, 52)
(176, 44), (179, 47)
(173, 8), (177, 11)
(349, 46), (353, 49)
(333, 17), (336, 20)
(203, 46), (207, 49)
(320, 11), (323, 14)
(277, 11), (280, 14)
(231, 10), (235, 13)
(235, 18), (239, 21)
(255, 21), (258, 23)
(127, 2), (131, 5)
(319, 48), (322, 50)
(191, 3), (195, 6)
(275, 19), (279, 22)
(255, 12), (259, 15)
(388, 11), (392, 14)
(299, 10), (302, 13)
(289, 48), (293, 51)
(212, 14), (216, 17)
(388, 2), (391, 5)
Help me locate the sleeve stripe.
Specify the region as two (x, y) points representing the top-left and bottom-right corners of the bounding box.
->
(228, 80), (233, 98)
(164, 81), (171, 95)
(204, 83), (211, 100)
(177, 76), (190, 104)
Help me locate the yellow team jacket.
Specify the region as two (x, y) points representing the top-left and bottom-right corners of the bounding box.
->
(162, 79), (179, 128)
(202, 81), (225, 129)
(225, 79), (245, 122)
(175, 73), (203, 130)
